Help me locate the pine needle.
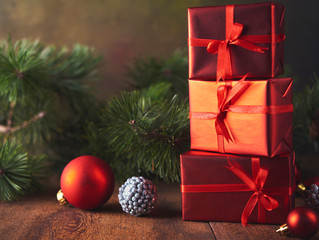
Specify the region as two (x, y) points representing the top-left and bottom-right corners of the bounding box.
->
(0, 141), (31, 201)
(87, 84), (190, 182)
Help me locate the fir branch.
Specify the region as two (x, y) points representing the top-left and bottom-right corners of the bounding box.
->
(127, 48), (188, 99)
(7, 102), (15, 127)
(28, 154), (48, 190)
(0, 111), (46, 134)
(0, 38), (102, 148)
(294, 72), (319, 153)
(0, 37), (102, 200)
(0, 98), (54, 147)
(0, 141), (32, 201)
(88, 86), (190, 182)
(49, 43), (102, 81)
(0, 38), (50, 103)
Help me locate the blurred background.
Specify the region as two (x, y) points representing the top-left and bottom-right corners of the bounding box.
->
(0, 0), (317, 98)
(0, 0), (318, 201)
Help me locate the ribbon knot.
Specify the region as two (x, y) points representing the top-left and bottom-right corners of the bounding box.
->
(188, 5), (286, 80)
(226, 159), (279, 227)
(189, 76), (293, 153)
(207, 23), (244, 55)
(256, 190), (263, 196)
(214, 75), (250, 152)
(205, 6), (268, 81)
(215, 85), (232, 145)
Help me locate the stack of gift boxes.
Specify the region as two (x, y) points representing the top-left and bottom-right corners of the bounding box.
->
(180, 2), (295, 226)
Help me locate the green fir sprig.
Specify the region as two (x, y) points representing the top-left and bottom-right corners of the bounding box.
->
(0, 37), (102, 199)
(127, 49), (188, 99)
(87, 83), (190, 182)
(0, 141), (46, 201)
(0, 38), (49, 103)
(0, 38), (101, 147)
(294, 72), (319, 153)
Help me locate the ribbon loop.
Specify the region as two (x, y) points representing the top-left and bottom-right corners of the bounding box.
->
(207, 40), (222, 54)
(229, 23), (244, 42)
(190, 75), (293, 153)
(189, 5), (278, 81)
(226, 159), (279, 226)
(213, 75), (250, 150)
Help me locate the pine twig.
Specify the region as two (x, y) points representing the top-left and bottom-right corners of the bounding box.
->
(0, 38), (102, 200)
(0, 111), (46, 134)
(0, 140), (32, 201)
(7, 102), (15, 127)
(88, 88), (190, 182)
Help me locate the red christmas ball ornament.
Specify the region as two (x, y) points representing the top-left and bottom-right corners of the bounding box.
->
(287, 207), (318, 239)
(60, 156), (114, 210)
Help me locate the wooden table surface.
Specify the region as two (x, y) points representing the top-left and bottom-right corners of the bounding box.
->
(0, 177), (317, 240)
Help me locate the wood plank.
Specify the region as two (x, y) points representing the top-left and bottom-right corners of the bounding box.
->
(210, 221), (319, 240)
(1, 177), (319, 240)
(210, 222), (282, 240)
(207, 154), (319, 240)
(0, 181), (214, 240)
(209, 197), (319, 240)
(210, 222), (290, 240)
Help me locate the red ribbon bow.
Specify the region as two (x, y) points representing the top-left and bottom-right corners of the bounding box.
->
(188, 5), (287, 81)
(190, 75), (293, 153)
(214, 75), (250, 152)
(226, 159), (279, 227)
(206, 5), (268, 81)
(207, 23), (267, 81)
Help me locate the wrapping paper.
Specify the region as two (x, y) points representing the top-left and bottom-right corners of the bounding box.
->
(180, 150), (295, 224)
(188, 2), (285, 80)
(189, 77), (293, 157)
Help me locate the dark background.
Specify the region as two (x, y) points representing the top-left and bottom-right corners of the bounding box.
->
(0, 0), (317, 98)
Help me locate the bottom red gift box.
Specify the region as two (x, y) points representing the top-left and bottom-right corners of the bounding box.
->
(180, 150), (295, 226)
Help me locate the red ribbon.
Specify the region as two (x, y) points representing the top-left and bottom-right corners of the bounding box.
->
(225, 159), (279, 226)
(180, 157), (289, 226)
(188, 5), (285, 81)
(190, 76), (293, 152)
(214, 75), (250, 152)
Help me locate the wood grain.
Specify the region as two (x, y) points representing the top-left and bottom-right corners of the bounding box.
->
(0, 181), (213, 240)
(208, 194), (318, 240)
(1, 178), (319, 240)
(210, 222), (289, 240)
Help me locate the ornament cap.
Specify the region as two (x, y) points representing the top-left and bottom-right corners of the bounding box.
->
(276, 223), (291, 236)
(296, 183), (307, 196)
(57, 189), (68, 205)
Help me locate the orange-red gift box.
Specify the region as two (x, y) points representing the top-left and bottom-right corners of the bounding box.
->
(188, 2), (285, 80)
(189, 77), (293, 157)
(180, 150), (295, 225)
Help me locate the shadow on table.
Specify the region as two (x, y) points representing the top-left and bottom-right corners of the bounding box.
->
(98, 201), (181, 219)
(98, 202), (122, 214)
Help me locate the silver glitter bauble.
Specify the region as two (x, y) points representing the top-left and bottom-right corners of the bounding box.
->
(305, 184), (319, 213)
(118, 176), (158, 217)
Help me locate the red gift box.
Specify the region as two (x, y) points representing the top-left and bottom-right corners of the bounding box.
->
(189, 77), (293, 157)
(188, 2), (285, 81)
(180, 150), (295, 225)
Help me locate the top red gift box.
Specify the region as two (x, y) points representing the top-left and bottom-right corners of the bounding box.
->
(188, 2), (285, 81)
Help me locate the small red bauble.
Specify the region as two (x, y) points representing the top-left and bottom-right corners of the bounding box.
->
(287, 207), (318, 239)
(60, 156), (114, 210)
